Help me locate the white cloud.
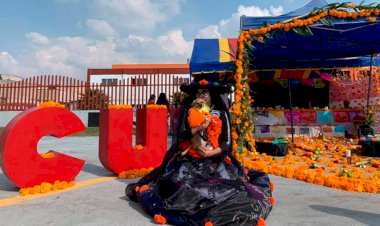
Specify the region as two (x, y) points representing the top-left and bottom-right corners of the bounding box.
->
(119, 30), (192, 64)
(0, 51), (18, 69)
(0, 0), (193, 79)
(26, 32), (50, 45)
(86, 19), (117, 38)
(0, 28), (193, 79)
(90, 0), (182, 32)
(0, 51), (36, 76)
(270, 6), (284, 16)
(157, 30), (192, 56)
(197, 25), (221, 39)
(197, 5), (284, 38)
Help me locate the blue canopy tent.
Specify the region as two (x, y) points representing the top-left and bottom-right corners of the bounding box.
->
(190, 38), (237, 74)
(240, 0), (380, 140)
(240, 0), (380, 69)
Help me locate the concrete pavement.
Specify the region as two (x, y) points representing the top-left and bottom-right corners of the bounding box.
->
(0, 136), (379, 226)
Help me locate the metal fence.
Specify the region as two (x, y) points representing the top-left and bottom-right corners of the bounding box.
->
(0, 75), (189, 111)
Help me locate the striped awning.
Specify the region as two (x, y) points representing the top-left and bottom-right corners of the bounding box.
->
(190, 38), (237, 74)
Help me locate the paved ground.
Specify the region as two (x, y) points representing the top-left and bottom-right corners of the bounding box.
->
(0, 136), (379, 226)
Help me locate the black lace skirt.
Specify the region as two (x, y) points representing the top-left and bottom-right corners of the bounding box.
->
(126, 151), (273, 226)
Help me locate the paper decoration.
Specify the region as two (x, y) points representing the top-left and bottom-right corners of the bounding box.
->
(317, 111), (333, 124)
(322, 126), (333, 133)
(301, 111), (317, 123)
(260, 125), (270, 133)
(299, 127), (310, 135)
(333, 111), (350, 122)
(284, 111), (301, 124)
(329, 76), (378, 102)
(335, 125), (345, 133)
(349, 111), (366, 121)
(286, 127), (295, 134)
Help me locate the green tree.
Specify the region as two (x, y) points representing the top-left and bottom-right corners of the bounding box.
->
(77, 88), (109, 110)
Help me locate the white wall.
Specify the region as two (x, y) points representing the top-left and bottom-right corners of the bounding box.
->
(0, 110), (100, 128)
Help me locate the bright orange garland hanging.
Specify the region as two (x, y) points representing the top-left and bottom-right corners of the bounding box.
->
(231, 3), (380, 154)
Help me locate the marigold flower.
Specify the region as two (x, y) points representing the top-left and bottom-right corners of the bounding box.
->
(256, 218), (266, 226)
(38, 100), (65, 109)
(270, 197), (276, 206)
(154, 214), (167, 224)
(205, 222), (213, 226)
(270, 181), (275, 192)
(139, 185), (149, 193)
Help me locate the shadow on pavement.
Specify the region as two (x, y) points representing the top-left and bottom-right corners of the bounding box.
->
(310, 205), (380, 225)
(82, 163), (114, 177)
(119, 195), (157, 224)
(0, 173), (18, 192)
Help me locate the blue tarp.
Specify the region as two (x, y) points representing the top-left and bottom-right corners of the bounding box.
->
(240, 0), (380, 69)
(189, 0), (380, 73)
(190, 38), (237, 74)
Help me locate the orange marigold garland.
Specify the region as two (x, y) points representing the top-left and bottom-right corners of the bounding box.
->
(118, 167), (154, 179)
(38, 100), (65, 109)
(207, 116), (222, 148)
(146, 104), (167, 109)
(232, 2), (380, 156)
(19, 180), (75, 196)
(108, 104), (132, 109)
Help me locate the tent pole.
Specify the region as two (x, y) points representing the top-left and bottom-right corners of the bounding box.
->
(366, 49), (374, 113)
(288, 70), (294, 143)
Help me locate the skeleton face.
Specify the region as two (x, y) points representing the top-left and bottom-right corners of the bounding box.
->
(196, 89), (211, 105)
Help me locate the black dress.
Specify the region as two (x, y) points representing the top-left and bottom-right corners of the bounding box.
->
(126, 106), (273, 226)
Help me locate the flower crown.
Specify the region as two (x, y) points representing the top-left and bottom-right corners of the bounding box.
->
(180, 79), (233, 94)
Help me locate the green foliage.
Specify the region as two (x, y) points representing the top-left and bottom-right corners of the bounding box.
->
(77, 88), (109, 110)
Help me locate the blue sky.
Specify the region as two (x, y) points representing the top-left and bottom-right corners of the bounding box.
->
(0, 0), (368, 79)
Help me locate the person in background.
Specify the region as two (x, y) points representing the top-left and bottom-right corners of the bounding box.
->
(147, 94), (156, 105)
(156, 93), (170, 109)
(343, 100), (350, 108)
